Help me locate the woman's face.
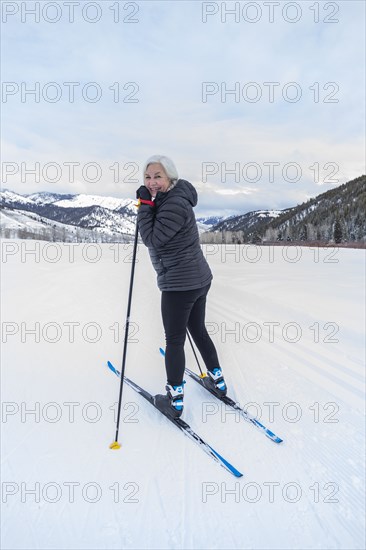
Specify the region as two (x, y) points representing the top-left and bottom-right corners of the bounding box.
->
(144, 163), (170, 197)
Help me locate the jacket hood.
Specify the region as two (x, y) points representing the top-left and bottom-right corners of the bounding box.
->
(169, 179), (197, 207)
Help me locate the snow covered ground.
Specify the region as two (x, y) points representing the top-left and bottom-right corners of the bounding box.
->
(1, 241), (365, 550)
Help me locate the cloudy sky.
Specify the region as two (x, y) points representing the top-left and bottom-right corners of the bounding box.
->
(2, 0), (365, 216)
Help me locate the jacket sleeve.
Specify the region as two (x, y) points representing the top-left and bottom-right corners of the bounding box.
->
(137, 198), (188, 248)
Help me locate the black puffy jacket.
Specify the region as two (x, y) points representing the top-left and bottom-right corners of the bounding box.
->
(137, 179), (213, 291)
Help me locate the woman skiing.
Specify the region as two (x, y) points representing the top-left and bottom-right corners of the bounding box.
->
(136, 155), (227, 418)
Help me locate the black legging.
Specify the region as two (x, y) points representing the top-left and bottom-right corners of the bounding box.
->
(161, 283), (221, 386)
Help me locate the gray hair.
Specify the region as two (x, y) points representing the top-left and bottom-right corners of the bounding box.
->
(143, 155), (179, 183)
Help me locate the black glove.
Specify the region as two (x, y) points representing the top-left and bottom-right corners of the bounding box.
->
(136, 185), (152, 201)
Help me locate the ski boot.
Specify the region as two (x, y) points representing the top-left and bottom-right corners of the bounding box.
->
(203, 367), (227, 397)
(154, 382), (185, 418)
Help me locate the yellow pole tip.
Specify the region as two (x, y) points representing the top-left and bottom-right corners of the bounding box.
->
(109, 441), (121, 450)
(199, 373), (207, 379)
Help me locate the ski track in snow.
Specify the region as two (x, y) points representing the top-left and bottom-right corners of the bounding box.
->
(1, 242), (365, 550)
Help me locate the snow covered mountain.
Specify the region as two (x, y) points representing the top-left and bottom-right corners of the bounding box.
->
(196, 215), (224, 228)
(0, 207), (132, 242)
(209, 209), (288, 233)
(1, 190), (137, 240)
(206, 175), (366, 243)
(25, 191), (76, 206)
(47, 193), (136, 213)
(1, 189), (36, 208)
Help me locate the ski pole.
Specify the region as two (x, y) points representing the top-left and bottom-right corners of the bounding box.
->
(186, 330), (206, 378)
(110, 220), (139, 449)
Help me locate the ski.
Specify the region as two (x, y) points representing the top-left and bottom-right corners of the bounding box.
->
(107, 361), (243, 478)
(159, 348), (283, 444)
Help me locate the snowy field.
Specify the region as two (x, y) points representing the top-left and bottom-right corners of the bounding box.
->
(1, 241), (365, 550)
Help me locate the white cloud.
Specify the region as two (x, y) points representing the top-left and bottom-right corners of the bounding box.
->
(215, 187), (257, 196)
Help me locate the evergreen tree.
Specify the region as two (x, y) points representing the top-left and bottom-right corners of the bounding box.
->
(334, 218), (342, 243)
(300, 224), (308, 241)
